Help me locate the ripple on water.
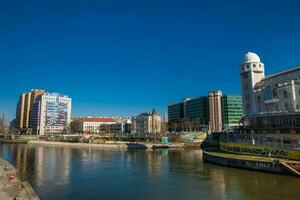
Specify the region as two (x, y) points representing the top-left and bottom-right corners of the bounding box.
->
(0, 144), (300, 200)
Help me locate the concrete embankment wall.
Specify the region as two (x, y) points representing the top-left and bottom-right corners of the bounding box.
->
(28, 141), (129, 149)
(22, 181), (39, 200)
(203, 151), (289, 175)
(220, 141), (300, 161)
(28, 141), (185, 149)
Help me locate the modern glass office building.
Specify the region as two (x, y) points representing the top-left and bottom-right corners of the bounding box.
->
(168, 93), (243, 132)
(185, 97), (209, 124)
(168, 102), (184, 122)
(222, 95), (244, 128)
(168, 97), (209, 132)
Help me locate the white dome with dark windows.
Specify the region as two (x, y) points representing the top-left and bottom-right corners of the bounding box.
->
(242, 52), (261, 64)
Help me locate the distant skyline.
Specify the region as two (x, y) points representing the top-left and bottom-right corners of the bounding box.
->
(1, 0), (300, 122)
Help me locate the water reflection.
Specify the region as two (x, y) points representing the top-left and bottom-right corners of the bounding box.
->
(0, 144), (300, 200)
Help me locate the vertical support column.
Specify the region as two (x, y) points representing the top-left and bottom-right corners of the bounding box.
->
(291, 80), (297, 111)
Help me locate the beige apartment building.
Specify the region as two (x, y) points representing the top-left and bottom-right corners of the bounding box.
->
(15, 89), (45, 131)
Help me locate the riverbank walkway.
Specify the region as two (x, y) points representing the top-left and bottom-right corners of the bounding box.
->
(0, 157), (39, 200)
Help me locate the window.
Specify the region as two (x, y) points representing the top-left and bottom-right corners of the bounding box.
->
(265, 87), (272, 100)
(283, 91), (288, 98)
(245, 94), (250, 100)
(246, 104), (250, 109)
(247, 65), (250, 69)
(285, 103), (289, 111)
(253, 64), (256, 67)
(257, 96), (261, 103)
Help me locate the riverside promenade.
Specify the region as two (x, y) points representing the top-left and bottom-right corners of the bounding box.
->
(28, 140), (185, 149)
(0, 157), (39, 200)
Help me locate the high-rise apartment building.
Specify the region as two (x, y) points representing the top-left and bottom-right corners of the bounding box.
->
(29, 89), (45, 127)
(15, 92), (31, 129)
(208, 90), (223, 133)
(32, 93), (72, 135)
(15, 89), (45, 131)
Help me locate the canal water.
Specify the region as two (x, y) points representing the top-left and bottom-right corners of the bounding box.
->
(0, 144), (300, 200)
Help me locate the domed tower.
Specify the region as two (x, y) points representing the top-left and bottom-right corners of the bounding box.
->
(240, 52), (265, 115)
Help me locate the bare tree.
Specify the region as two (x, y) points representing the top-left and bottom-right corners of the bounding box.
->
(161, 121), (168, 135)
(70, 120), (82, 134)
(0, 114), (9, 136)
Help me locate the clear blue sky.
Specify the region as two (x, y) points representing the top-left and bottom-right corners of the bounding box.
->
(1, 0), (300, 122)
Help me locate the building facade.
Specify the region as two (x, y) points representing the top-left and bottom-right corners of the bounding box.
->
(239, 51), (300, 143)
(168, 97), (208, 132)
(77, 117), (131, 134)
(168, 92), (243, 133)
(222, 95), (243, 129)
(29, 89), (45, 128)
(208, 90), (223, 132)
(132, 109), (161, 135)
(240, 52), (300, 115)
(168, 102), (184, 122)
(80, 118), (116, 133)
(185, 97), (209, 124)
(32, 93), (72, 135)
(15, 92), (31, 130)
(15, 89), (45, 132)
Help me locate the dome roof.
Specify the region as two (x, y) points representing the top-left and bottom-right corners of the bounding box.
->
(241, 52), (261, 64)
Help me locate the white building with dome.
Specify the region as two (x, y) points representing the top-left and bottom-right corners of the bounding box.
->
(240, 52), (300, 115)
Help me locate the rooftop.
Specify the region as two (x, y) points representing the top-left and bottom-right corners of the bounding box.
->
(44, 92), (70, 98)
(80, 118), (116, 123)
(263, 65), (300, 81)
